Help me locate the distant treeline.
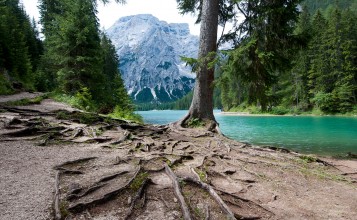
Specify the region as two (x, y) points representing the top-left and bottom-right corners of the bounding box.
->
(304, 0), (356, 13)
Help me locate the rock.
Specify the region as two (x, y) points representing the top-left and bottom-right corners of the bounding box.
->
(106, 14), (198, 103)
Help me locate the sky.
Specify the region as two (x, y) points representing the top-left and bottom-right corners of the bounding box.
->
(21, 0), (202, 36)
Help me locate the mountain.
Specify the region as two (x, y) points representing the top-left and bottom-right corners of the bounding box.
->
(106, 14), (198, 103)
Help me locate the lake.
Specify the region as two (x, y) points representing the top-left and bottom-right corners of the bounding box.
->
(137, 110), (357, 156)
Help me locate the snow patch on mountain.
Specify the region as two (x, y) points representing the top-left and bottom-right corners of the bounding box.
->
(106, 14), (198, 103)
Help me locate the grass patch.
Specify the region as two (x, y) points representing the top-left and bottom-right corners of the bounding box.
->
(299, 166), (349, 183)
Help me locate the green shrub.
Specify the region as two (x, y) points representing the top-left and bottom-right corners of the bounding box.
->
(271, 106), (290, 115)
(73, 87), (95, 111)
(0, 72), (14, 95)
(109, 105), (143, 123)
(52, 88), (95, 111)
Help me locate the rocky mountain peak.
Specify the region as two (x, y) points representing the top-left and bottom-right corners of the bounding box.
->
(106, 14), (198, 103)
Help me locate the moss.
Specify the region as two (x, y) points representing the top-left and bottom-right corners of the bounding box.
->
(187, 118), (204, 128)
(194, 168), (207, 182)
(59, 201), (69, 218)
(129, 172), (149, 191)
(299, 155), (317, 163)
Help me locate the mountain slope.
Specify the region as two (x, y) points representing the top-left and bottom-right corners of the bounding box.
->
(106, 14), (198, 103)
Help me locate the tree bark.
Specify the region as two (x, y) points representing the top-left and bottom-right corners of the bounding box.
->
(179, 0), (219, 128)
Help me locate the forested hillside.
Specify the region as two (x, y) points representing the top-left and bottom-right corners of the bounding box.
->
(218, 1), (357, 115)
(0, 0), (138, 121)
(0, 0), (42, 94)
(304, 0), (357, 13)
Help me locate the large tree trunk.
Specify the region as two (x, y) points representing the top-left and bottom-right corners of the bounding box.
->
(178, 0), (219, 130)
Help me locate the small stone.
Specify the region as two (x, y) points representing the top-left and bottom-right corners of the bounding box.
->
(127, 196), (132, 205)
(173, 198), (178, 203)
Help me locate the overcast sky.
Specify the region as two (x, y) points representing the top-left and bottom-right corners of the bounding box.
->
(21, 0), (201, 35)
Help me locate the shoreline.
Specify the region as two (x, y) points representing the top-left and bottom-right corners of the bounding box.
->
(219, 111), (357, 117)
(1, 94), (357, 219)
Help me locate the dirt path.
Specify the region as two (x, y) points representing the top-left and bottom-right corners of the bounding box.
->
(0, 92), (43, 103)
(0, 96), (356, 220)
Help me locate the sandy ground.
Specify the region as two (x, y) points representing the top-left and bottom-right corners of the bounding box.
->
(0, 141), (103, 220)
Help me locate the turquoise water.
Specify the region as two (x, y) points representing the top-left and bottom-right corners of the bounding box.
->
(137, 110), (357, 156)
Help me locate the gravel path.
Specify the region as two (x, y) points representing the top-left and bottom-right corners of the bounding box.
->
(0, 141), (106, 220)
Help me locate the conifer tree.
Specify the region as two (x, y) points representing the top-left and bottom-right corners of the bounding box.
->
(0, 0), (42, 93)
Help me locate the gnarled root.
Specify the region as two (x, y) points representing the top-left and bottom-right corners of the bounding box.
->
(164, 164), (192, 220)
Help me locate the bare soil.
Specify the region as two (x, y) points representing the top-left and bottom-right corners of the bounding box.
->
(0, 93), (356, 220)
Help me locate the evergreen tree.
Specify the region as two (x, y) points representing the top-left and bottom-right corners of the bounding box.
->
(220, 0), (302, 111)
(56, 0), (103, 97)
(0, 0), (42, 93)
(100, 33), (132, 112)
(38, 0), (134, 116)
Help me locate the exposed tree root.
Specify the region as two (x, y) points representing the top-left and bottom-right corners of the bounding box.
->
(98, 171), (129, 183)
(3, 126), (40, 137)
(215, 189), (274, 215)
(342, 172), (357, 176)
(3, 99), (355, 220)
(56, 167), (84, 175)
(67, 183), (108, 201)
(110, 130), (131, 145)
(181, 176), (237, 220)
(68, 167), (141, 212)
(54, 157), (97, 169)
(205, 204), (210, 220)
(164, 164), (192, 220)
(124, 178), (152, 220)
(0, 106), (47, 115)
(54, 171), (61, 220)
